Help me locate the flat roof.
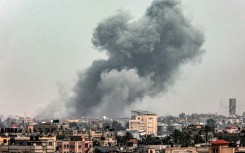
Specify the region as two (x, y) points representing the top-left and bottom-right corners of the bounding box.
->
(131, 110), (156, 115)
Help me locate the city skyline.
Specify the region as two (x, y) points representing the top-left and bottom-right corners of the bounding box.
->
(0, 0), (245, 118)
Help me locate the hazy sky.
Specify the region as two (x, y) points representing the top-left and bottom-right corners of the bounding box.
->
(0, 0), (244, 118)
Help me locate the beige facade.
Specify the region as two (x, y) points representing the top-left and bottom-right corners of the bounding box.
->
(129, 110), (158, 136)
(98, 138), (117, 146)
(139, 145), (169, 153)
(165, 147), (198, 153)
(0, 135), (57, 153)
(0, 145), (54, 153)
(0, 137), (10, 145)
(56, 139), (93, 153)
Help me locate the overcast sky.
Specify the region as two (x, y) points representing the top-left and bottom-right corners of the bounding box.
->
(0, 0), (244, 118)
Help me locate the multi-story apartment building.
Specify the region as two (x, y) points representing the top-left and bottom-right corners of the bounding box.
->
(129, 110), (157, 136)
(229, 98), (236, 116)
(56, 137), (93, 153)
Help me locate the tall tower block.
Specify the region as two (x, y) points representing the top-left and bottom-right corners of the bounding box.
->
(229, 98), (236, 116)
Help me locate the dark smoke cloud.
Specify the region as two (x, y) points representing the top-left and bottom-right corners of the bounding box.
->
(64, 0), (204, 118)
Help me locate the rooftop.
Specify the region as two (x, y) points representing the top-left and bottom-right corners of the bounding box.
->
(131, 110), (156, 115)
(211, 139), (229, 145)
(95, 146), (118, 152)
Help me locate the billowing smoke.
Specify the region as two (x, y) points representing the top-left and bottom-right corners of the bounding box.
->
(65, 0), (205, 118)
(38, 0), (204, 119)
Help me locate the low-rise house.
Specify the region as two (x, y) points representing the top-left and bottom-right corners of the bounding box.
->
(0, 135), (56, 153)
(94, 146), (118, 153)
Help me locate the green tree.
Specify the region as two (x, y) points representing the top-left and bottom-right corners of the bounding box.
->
(170, 129), (182, 145)
(204, 125), (214, 144)
(116, 132), (134, 147)
(182, 133), (192, 147)
(193, 134), (205, 144)
(162, 135), (172, 145)
(145, 135), (155, 145)
(125, 132), (133, 141)
(154, 137), (162, 145)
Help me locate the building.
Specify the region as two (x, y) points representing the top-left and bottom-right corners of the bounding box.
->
(0, 145), (55, 153)
(182, 124), (203, 136)
(94, 146), (118, 153)
(196, 140), (245, 153)
(229, 98), (236, 116)
(0, 137), (10, 145)
(157, 123), (169, 137)
(129, 110), (157, 136)
(56, 140), (93, 153)
(0, 135), (56, 153)
(139, 145), (169, 153)
(170, 123), (182, 132)
(98, 137), (117, 147)
(90, 128), (117, 147)
(165, 147), (197, 153)
(27, 123), (60, 134)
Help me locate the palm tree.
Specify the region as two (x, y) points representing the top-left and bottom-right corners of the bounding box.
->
(181, 133), (192, 147)
(125, 132), (133, 141)
(204, 125), (213, 144)
(145, 135), (155, 145)
(171, 129), (182, 145)
(163, 135), (172, 145)
(116, 132), (133, 146)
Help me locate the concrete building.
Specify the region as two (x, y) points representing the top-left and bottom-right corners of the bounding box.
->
(56, 139), (93, 153)
(129, 110), (157, 136)
(165, 147), (197, 153)
(229, 98), (236, 116)
(0, 145), (55, 153)
(98, 137), (117, 147)
(0, 137), (9, 145)
(182, 124), (202, 136)
(0, 135), (56, 153)
(157, 123), (169, 137)
(27, 123), (60, 134)
(139, 145), (169, 153)
(94, 146), (118, 153)
(196, 140), (245, 153)
(170, 123), (182, 132)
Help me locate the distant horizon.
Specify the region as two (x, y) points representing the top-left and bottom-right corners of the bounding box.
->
(0, 0), (244, 118)
(0, 109), (242, 120)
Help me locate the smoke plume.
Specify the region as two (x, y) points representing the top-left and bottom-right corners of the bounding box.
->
(64, 0), (205, 118)
(37, 0), (204, 119)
